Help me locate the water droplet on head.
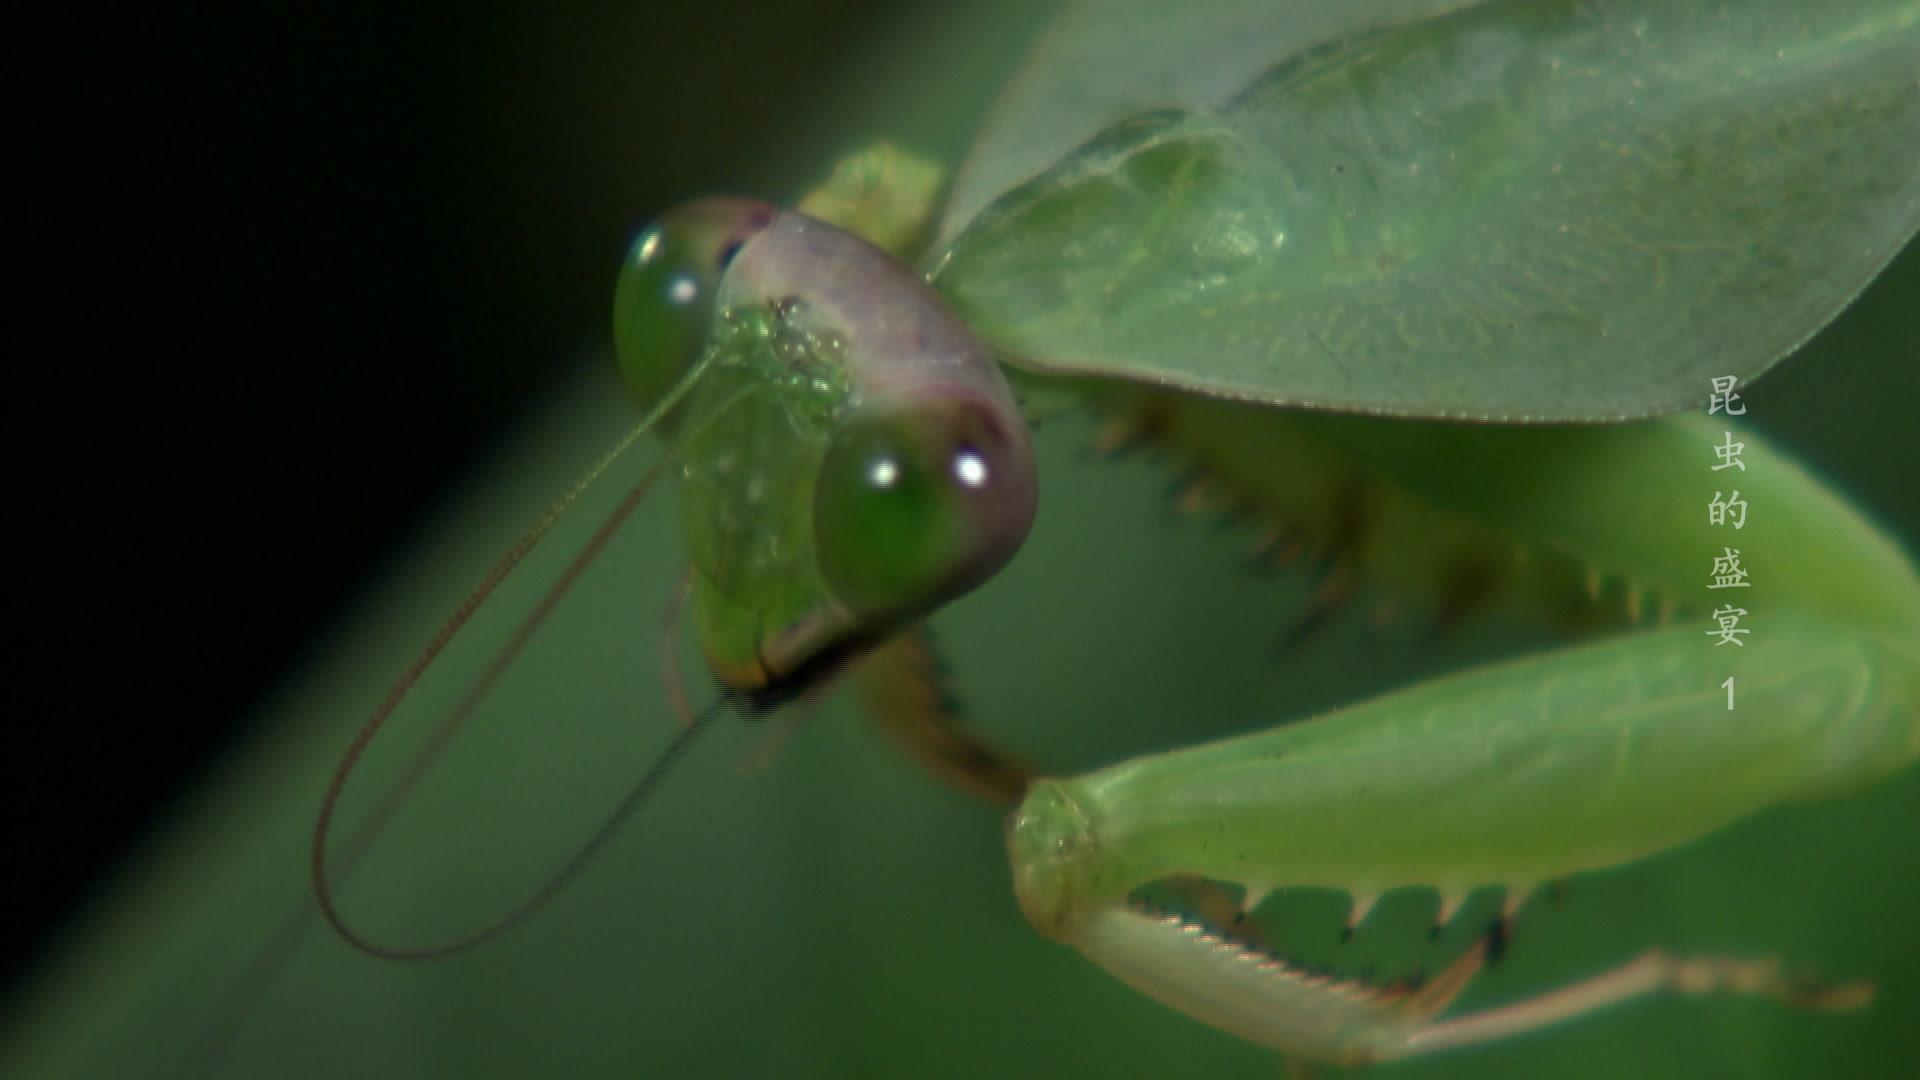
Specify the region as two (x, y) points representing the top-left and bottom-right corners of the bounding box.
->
(773, 327), (811, 363)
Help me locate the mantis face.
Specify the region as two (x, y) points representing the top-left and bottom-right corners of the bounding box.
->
(615, 201), (1037, 706)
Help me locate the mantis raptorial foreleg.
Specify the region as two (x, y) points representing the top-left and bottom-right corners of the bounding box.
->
(960, 372), (1920, 1063)
(1006, 612), (1914, 1064)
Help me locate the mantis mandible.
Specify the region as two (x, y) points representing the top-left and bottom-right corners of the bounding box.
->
(295, 0), (1920, 1069)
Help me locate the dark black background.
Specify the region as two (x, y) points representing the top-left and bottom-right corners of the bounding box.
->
(13, 1), (937, 992)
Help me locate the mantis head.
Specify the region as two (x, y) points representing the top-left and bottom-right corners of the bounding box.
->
(312, 197), (1039, 964)
(615, 199), (1037, 709)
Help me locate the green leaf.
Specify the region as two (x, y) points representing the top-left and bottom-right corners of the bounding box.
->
(933, 0), (1920, 420)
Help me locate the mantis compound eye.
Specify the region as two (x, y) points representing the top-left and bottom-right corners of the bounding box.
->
(814, 392), (1036, 621)
(612, 197), (777, 415)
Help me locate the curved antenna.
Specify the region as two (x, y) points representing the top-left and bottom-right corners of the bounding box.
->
(310, 355), (722, 960)
(185, 366), (762, 1069)
(316, 694), (727, 960)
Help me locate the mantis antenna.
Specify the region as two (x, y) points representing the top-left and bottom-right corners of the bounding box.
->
(310, 351), (731, 961)
(183, 361), (745, 1071)
(313, 695), (727, 961)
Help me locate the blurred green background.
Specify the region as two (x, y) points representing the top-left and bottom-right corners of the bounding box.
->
(9, 2), (1918, 1078)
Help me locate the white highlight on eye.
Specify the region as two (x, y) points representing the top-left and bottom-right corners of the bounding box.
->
(953, 451), (989, 488)
(869, 458), (900, 489)
(667, 275), (698, 305)
(637, 228), (661, 263)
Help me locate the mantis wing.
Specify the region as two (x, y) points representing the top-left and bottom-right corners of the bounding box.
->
(932, 0), (1920, 420)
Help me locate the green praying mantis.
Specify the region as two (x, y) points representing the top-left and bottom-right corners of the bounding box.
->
(7, 2), (1915, 1077)
(297, 0), (1920, 1070)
